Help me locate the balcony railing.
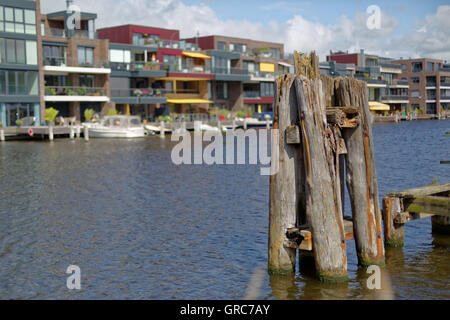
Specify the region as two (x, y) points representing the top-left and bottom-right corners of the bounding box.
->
(110, 61), (164, 72)
(45, 86), (107, 96)
(381, 95), (409, 101)
(244, 91), (260, 98)
(213, 67), (249, 75)
(380, 63), (402, 69)
(111, 88), (166, 97)
(426, 82), (437, 87)
(440, 96), (450, 100)
(439, 67), (450, 72)
(43, 56), (110, 69)
(440, 81), (450, 87)
(166, 88), (200, 95)
(165, 64), (211, 74)
(248, 71), (278, 79)
(45, 28), (97, 39)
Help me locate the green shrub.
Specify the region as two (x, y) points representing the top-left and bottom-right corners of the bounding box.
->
(235, 107), (253, 118)
(107, 109), (119, 116)
(84, 108), (95, 121)
(157, 115), (173, 122)
(15, 119), (23, 126)
(45, 107), (59, 123)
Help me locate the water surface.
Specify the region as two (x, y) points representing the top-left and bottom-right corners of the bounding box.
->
(0, 119), (449, 299)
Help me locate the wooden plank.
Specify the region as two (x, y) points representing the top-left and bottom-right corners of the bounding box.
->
(404, 196), (450, 217)
(387, 183), (450, 198)
(284, 220), (354, 252)
(393, 211), (434, 224)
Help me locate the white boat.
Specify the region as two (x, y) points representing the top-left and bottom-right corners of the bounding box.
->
(86, 115), (146, 138)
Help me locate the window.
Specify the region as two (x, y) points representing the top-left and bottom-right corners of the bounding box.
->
(401, 64), (406, 70)
(218, 41), (226, 51)
(79, 75), (94, 87)
(411, 77), (420, 84)
(260, 82), (274, 97)
(216, 81), (228, 99)
(43, 45), (65, 66)
(78, 46), (94, 66)
(412, 62), (423, 73)
(230, 43), (246, 53)
(427, 62), (434, 72)
(270, 48), (280, 59)
(0, 7), (36, 35)
(0, 38), (37, 65)
(0, 70), (39, 95)
(411, 90), (420, 98)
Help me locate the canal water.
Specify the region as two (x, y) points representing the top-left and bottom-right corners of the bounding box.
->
(0, 120), (449, 300)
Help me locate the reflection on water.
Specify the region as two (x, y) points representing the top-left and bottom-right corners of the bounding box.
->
(0, 120), (449, 299)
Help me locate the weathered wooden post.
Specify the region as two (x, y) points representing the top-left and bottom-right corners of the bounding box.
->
(49, 126), (54, 141)
(83, 125), (89, 141)
(160, 121), (165, 138)
(336, 77), (385, 266)
(268, 74), (304, 275)
(0, 129), (4, 142)
(382, 196), (405, 247)
(69, 126), (74, 139)
(76, 126), (81, 138)
(294, 52), (348, 281)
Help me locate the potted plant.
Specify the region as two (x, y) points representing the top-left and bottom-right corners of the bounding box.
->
(67, 88), (75, 95)
(107, 109), (119, 116)
(84, 108), (95, 122)
(45, 107), (59, 126)
(46, 87), (57, 95)
(15, 119), (23, 127)
(77, 86), (87, 96)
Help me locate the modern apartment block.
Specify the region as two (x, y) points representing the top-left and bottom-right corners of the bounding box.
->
(184, 35), (293, 113)
(0, 0), (40, 127)
(98, 24), (215, 118)
(327, 50), (410, 114)
(40, 4), (113, 122)
(391, 58), (450, 115)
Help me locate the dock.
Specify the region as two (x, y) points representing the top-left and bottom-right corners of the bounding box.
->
(0, 125), (85, 141)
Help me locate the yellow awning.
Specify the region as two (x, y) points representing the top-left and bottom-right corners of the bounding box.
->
(260, 62), (275, 73)
(167, 99), (213, 104)
(182, 51), (211, 59)
(369, 101), (390, 111)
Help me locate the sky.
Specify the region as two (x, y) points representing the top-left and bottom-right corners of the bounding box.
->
(41, 0), (450, 61)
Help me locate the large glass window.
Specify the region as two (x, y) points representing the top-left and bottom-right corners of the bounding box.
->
(79, 75), (94, 87)
(0, 38), (37, 65)
(78, 46), (94, 66)
(0, 70), (39, 95)
(216, 81), (228, 99)
(0, 7), (36, 35)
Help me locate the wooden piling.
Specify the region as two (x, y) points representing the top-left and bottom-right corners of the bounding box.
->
(160, 121), (165, 138)
(83, 125), (89, 141)
(268, 74), (305, 275)
(294, 52), (348, 281)
(76, 126), (81, 138)
(382, 197), (405, 247)
(49, 126), (54, 141)
(69, 126), (75, 139)
(0, 129), (4, 142)
(333, 77), (385, 266)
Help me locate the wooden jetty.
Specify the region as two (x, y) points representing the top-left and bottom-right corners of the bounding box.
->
(0, 125), (86, 141)
(268, 51), (450, 282)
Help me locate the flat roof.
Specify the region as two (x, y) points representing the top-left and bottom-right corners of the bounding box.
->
(46, 11), (97, 20)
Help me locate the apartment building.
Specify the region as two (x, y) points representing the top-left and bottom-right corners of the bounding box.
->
(392, 58), (450, 115)
(40, 3), (114, 122)
(98, 24), (214, 118)
(185, 35), (293, 113)
(327, 50), (410, 114)
(0, 0), (40, 127)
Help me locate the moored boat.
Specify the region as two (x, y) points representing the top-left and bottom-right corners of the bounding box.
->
(86, 115), (146, 138)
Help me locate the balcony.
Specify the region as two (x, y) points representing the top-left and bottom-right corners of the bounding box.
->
(45, 28), (97, 40)
(381, 95), (409, 102)
(426, 82), (437, 88)
(44, 86), (109, 102)
(213, 67), (251, 82)
(165, 64), (212, 76)
(43, 57), (111, 74)
(244, 91), (260, 98)
(110, 88), (167, 104)
(439, 67), (450, 72)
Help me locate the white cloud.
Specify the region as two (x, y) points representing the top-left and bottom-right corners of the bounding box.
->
(41, 0), (450, 61)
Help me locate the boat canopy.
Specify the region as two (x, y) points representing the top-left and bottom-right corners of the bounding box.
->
(369, 101), (390, 111)
(102, 115), (142, 128)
